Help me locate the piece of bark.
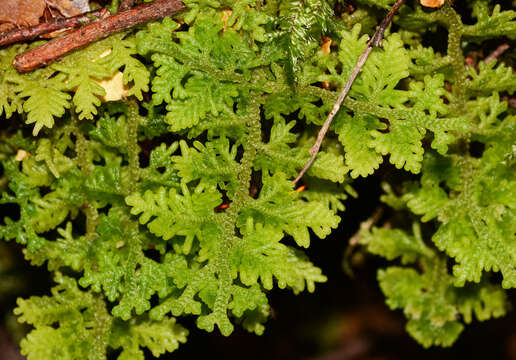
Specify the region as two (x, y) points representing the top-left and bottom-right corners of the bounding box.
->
(0, 8), (109, 47)
(0, 0), (46, 30)
(0, 24), (14, 34)
(14, 0), (185, 73)
(47, 0), (91, 17)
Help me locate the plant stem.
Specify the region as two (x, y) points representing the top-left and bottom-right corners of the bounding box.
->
(13, 0), (185, 73)
(71, 106), (98, 240)
(441, 3), (467, 115)
(126, 100), (141, 193)
(293, 0), (406, 185)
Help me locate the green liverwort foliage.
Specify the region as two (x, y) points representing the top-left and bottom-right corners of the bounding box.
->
(0, 0), (514, 357)
(353, 0), (516, 349)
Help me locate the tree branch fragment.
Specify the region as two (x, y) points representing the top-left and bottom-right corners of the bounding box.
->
(13, 0), (185, 73)
(0, 8), (110, 47)
(293, 0), (406, 185)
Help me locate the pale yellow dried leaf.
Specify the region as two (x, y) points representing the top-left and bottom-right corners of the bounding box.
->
(98, 71), (128, 102)
(15, 150), (30, 162)
(91, 49), (127, 102)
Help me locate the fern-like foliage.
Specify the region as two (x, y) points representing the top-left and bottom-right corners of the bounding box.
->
(265, 0), (338, 83)
(353, 0), (516, 348)
(0, 34), (148, 135)
(0, 0), (514, 357)
(15, 272), (187, 360)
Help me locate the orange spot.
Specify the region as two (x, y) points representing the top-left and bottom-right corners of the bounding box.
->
(296, 185), (307, 193)
(420, 0), (445, 8)
(320, 37), (332, 89)
(321, 37), (332, 54)
(215, 202), (231, 212)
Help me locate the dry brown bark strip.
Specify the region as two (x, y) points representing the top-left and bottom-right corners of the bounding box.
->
(13, 0), (185, 73)
(0, 8), (110, 47)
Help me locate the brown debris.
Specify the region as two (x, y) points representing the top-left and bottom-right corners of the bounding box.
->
(0, 8), (109, 47)
(0, 0), (46, 32)
(13, 0), (185, 73)
(46, 0), (91, 17)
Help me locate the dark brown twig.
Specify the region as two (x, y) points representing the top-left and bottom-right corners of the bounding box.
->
(0, 8), (110, 47)
(293, 0), (406, 185)
(484, 43), (509, 64)
(13, 0), (185, 73)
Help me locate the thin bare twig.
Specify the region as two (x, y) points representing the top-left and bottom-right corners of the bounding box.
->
(293, 0), (406, 185)
(484, 43), (509, 64)
(0, 8), (109, 47)
(342, 206), (384, 277)
(13, 0), (185, 73)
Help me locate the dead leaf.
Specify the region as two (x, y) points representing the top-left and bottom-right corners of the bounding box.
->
(46, 0), (90, 17)
(0, 0), (46, 31)
(95, 49), (127, 101)
(98, 71), (128, 101)
(15, 150), (30, 162)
